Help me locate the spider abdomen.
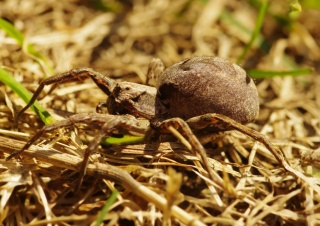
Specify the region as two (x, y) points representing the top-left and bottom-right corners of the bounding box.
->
(156, 56), (259, 124)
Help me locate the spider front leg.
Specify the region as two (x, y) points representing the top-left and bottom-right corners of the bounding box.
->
(76, 114), (148, 190)
(15, 68), (114, 127)
(7, 113), (149, 190)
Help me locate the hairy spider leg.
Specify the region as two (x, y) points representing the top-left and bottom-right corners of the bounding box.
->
(184, 113), (320, 192)
(75, 114), (148, 190)
(152, 117), (224, 188)
(15, 68), (115, 127)
(185, 113), (287, 166)
(7, 113), (148, 190)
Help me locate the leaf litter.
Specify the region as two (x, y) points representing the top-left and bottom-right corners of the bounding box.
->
(0, 0), (320, 225)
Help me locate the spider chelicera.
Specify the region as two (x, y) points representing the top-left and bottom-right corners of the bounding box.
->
(7, 56), (313, 191)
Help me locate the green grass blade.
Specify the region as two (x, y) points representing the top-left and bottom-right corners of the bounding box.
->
(0, 19), (24, 45)
(237, 0), (268, 64)
(90, 0), (123, 12)
(248, 68), (314, 78)
(94, 189), (118, 226)
(0, 18), (54, 76)
(290, 0), (302, 12)
(0, 68), (55, 125)
(103, 135), (145, 145)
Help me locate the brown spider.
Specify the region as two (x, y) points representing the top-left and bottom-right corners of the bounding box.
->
(7, 56), (312, 191)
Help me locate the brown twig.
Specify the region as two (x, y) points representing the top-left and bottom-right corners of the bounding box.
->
(0, 135), (205, 226)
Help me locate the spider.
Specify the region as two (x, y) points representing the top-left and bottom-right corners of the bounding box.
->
(6, 56), (309, 191)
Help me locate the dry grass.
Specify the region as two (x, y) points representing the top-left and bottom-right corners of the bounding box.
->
(0, 0), (320, 225)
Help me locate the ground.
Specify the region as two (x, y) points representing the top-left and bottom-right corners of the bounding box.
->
(0, 0), (320, 225)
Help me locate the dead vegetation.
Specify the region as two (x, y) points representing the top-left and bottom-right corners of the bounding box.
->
(0, 0), (320, 225)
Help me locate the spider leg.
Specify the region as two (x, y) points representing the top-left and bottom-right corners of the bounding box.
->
(185, 113), (320, 191)
(185, 113), (288, 167)
(76, 114), (148, 190)
(8, 113), (109, 160)
(7, 113), (148, 190)
(152, 118), (224, 188)
(15, 68), (114, 126)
